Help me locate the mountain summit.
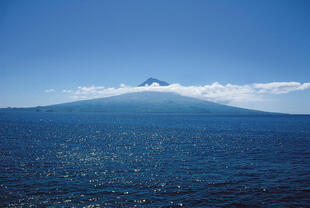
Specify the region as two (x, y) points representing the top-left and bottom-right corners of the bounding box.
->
(138, 78), (169, 87)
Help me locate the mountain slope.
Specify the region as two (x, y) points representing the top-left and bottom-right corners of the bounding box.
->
(20, 91), (271, 114)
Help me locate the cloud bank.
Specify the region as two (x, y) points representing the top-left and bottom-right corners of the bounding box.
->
(61, 82), (310, 105)
(253, 82), (310, 94)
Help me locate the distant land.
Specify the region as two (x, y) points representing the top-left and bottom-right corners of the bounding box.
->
(2, 91), (271, 114)
(1, 78), (279, 115)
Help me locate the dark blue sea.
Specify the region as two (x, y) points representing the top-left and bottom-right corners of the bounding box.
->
(1, 112), (310, 207)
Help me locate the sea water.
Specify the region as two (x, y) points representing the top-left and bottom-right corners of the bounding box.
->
(0, 112), (310, 207)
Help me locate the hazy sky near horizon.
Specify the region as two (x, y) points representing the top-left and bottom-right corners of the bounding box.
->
(1, 0), (310, 113)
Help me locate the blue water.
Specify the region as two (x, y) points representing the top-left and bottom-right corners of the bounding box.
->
(0, 112), (310, 207)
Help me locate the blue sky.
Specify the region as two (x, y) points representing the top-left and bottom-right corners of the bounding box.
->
(1, 0), (310, 113)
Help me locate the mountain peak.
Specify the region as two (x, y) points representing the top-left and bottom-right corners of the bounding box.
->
(138, 78), (170, 87)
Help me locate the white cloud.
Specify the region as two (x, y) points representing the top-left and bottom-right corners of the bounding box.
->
(253, 82), (310, 94)
(60, 81), (310, 105)
(62, 89), (73, 93)
(45, 89), (55, 93)
(297, 83), (310, 90)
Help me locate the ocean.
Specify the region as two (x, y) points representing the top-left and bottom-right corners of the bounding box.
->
(0, 112), (310, 207)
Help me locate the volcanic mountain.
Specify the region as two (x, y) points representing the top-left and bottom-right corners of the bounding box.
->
(2, 78), (275, 114)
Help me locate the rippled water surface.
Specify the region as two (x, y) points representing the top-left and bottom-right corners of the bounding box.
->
(0, 112), (310, 207)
